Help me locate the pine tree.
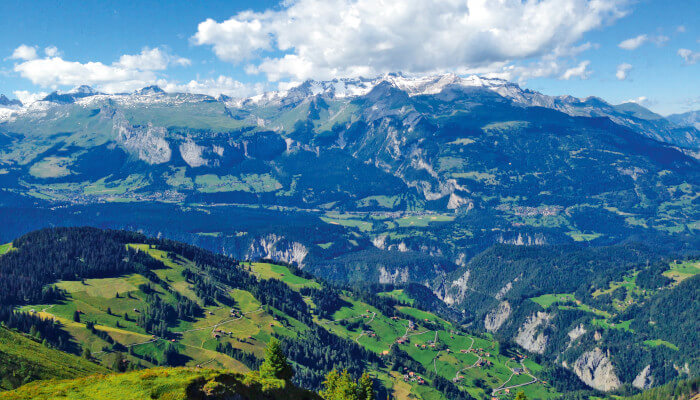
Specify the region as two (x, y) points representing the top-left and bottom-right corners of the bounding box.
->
(112, 351), (126, 372)
(73, 310), (80, 323)
(259, 338), (293, 381)
(338, 370), (359, 400)
(321, 369), (375, 400)
(82, 346), (92, 360)
(357, 372), (374, 400)
(321, 369), (341, 399)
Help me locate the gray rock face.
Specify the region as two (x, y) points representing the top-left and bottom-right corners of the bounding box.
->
(247, 233), (308, 266)
(572, 348), (622, 392)
(514, 311), (551, 354)
(484, 301), (511, 332)
(179, 139), (207, 168)
(378, 266), (409, 284)
(633, 365), (654, 390)
(568, 324), (587, 343)
(116, 121), (171, 164)
(444, 269), (470, 305)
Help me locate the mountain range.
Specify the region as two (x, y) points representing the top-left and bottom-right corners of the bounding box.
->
(0, 74), (698, 398)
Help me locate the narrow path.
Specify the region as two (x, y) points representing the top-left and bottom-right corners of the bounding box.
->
(491, 359), (538, 395)
(197, 358), (216, 368)
(431, 331), (441, 373)
(453, 337), (477, 382)
(172, 307), (263, 334)
(353, 312), (378, 344)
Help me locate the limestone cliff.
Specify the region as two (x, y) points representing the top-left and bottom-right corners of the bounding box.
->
(514, 311), (551, 354)
(572, 348), (622, 392)
(484, 301), (511, 332)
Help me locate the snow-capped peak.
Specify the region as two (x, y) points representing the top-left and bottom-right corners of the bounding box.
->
(69, 85), (99, 95)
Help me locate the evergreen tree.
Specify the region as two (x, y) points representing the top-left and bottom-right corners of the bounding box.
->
(112, 351), (126, 372)
(259, 338), (293, 381)
(357, 372), (374, 400)
(321, 369), (375, 400)
(321, 369), (341, 399)
(82, 346), (92, 360)
(73, 310), (80, 323)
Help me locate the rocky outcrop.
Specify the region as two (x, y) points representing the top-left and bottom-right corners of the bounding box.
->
(494, 281), (513, 300)
(372, 234), (388, 250)
(497, 232), (547, 246)
(378, 266), (409, 284)
(179, 139), (207, 168)
(572, 348), (622, 392)
(484, 301), (511, 332)
(447, 193), (473, 210)
(247, 234), (308, 267)
(568, 324), (587, 343)
(633, 365), (654, 390)
(515, 312), (551, 354)
(443, 269), (470, 305)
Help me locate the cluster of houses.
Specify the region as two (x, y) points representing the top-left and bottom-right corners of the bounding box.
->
(401, 369), (426, 385)
(212, 328), (238, 339)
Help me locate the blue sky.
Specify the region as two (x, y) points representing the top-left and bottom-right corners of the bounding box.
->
(0, 0), (697, 115)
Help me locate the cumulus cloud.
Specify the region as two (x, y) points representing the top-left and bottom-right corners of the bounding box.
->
(193, 0), (627, 81)
(44, 46), (61, 57)
(10, 44), (38, 61)
(678, 48), (699, 64)
(160, 75), (264, 98)
(12, 46), (192, 92)
(616, 63), (632, 80)
(560, 60), (591, 80)
(116, 47), (191, 70)
(13, 90), (49, 106)
(14, 57), (157, 92)
(618, 34), (647, 50)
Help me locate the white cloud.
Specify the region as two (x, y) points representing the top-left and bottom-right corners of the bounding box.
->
(193, 14), (274, 62)
(678, 48), (700, 64)
(619, 33), (668, 50)
(14, 57), (157, 92)
(624, 96), (655, 107)
(10, 45), (38, 61)
(116, 47), (190, 71)
(616, 62), (632, 80)
(676, 25), (686, 33)
(560, 60), (591, 80)
(13, 90), (48, 106)
(194, 0), (627, 81)
(44, 46), (61, 57)
(160, 75), (264, 98)
(13, 46), (192, 93)
(618, 34), (647, 50)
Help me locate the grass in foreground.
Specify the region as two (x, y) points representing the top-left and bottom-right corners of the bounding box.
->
(0, 327), (108, 390)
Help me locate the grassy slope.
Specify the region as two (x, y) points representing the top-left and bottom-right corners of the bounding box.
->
(12, 243), (559, 399)
(0, 368), (321, 400)
(0, 327), (108, 391)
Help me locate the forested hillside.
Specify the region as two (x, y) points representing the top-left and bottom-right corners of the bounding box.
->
(0, 227), (697, 399)
(0, 227), (555, 399)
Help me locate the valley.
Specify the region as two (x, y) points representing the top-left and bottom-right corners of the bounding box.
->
(0, 74), (697, 399)
(1, 228), (563, 399)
